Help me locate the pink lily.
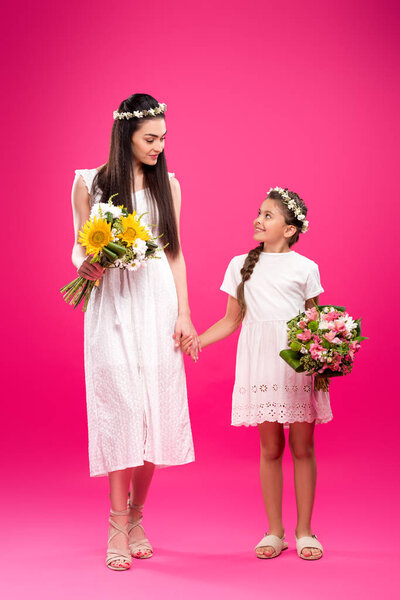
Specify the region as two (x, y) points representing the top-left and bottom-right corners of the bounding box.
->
(305, 306), (319, 321)
(297, 329), (312, 342)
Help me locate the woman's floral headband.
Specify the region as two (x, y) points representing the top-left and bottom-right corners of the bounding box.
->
(268, 187), (309, 233)
(113, 103), (167, 120)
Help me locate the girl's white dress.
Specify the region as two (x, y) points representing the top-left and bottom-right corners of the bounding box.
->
(221, 251), (333, 427)
(75, 168), (195, 476)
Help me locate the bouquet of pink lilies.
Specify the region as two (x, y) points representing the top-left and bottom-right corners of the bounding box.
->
(280, 305), (367, 391)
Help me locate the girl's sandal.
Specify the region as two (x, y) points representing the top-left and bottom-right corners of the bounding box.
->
(106, 508), (132, 571)
(295, 535), (324, 560)
(128, 502), (153, 559)
(255, 533), (288, 559)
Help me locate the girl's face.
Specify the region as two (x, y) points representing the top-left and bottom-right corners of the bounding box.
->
(131, 118), (166, 166)
(253, 198), (296, 247)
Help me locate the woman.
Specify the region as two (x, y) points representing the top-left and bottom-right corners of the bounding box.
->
(71, 93), (198, 570)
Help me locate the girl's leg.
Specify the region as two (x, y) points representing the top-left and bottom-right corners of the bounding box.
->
(256, 421), (286, 557)
(128, 461), (156, 556)
(108, 467), (133, 568)
(289, 421), (321, 558)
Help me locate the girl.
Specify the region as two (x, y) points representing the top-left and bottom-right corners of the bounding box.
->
(71, 93), (199, 570)
(183, 187), (332, 560)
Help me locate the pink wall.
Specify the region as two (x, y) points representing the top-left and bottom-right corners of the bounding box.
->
(2, 0), (399, 598)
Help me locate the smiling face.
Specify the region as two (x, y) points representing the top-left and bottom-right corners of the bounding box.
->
(253, 197), (297, 250)
(131, 117), (166, 166)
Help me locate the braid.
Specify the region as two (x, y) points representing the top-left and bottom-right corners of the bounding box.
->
(236, 243), (263, 317)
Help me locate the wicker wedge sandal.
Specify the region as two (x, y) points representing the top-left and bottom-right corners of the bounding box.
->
(106, 508), (132, 571)
(128, 503), (153, 559)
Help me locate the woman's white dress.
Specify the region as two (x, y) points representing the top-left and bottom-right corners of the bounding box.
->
(221, 251), (333, 427)
(75, 168), (195, 476)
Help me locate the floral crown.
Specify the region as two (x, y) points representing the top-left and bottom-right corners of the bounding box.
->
(268, 187), (309, 233)
(113, 103), (167, 120)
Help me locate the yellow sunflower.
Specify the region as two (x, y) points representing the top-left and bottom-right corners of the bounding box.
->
(118, 212), (151, 246)
(78, 217), (112, 257)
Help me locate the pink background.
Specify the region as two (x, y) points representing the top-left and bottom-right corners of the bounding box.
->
(2, 0), (399, 598)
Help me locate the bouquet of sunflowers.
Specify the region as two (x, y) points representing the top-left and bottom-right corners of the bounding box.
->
(280, 305), (367, 391)
(60, 197), (163, 311)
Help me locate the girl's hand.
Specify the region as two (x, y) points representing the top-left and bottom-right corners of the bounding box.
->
(181, 335), (193, 355)
(181, 334), (203, 363)
(78, 257), (106, 281)
(173, 314), (200, 360)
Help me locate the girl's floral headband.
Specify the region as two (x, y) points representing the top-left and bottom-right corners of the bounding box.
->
(268, 187), (309, 233)
(113, 103), (167, 120)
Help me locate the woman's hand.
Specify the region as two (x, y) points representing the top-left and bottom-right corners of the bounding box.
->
(78, 257), (106, 281)
(173, 314), (201, 361)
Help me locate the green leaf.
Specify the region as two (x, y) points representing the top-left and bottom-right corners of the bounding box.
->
(102, 247), (118, 261)
(279, 349), (305, 373)
(106, 242), (126, 257)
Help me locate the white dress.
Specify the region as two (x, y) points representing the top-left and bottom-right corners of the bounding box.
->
(75, 168), (195, 476)
(220, 251), (333, 427)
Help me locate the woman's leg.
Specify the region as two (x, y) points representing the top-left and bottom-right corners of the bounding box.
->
(130, 461), (155, 506)
(128, 461), (155, 556)
(289, 421), (321, 558)
(108, 468), (133, 568)
(256, 421), (286, 557)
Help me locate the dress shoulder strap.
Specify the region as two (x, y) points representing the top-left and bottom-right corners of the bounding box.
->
(75, 168), (98, 195)
(168, 172), (175, 180)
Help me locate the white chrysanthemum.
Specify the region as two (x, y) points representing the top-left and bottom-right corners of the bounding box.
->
(133, 238), (147, 256)
(90, 202), (122, 220)
(343, 315), (358, 331)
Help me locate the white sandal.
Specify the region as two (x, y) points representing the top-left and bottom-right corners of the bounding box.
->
(255, 533), (288, 559)
(106, 508), (132, 571)
(295, 535), (324, 560)
(128, 502), (153, 559)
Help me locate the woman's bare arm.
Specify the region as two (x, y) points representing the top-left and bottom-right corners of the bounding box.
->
(71, 174), (105, 281)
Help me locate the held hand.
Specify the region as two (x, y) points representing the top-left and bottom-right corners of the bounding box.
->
(78, 257), (106, 281)
(181, 334), (203, 363)
(173, 315), (201, 361)
(190, 338), (202, 362)
(181, 335), (193, 355)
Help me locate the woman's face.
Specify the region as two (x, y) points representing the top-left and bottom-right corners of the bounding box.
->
(131, 118), (166, 166)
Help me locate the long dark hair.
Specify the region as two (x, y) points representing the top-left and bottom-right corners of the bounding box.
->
(236, 188), (308, 317)
(93, 93), (179, 256)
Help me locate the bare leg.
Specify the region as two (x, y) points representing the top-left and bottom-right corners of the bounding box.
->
(289, 421), (321, 559)
(128, 461), (155, 557)
(108, 468), (133, 568)
(256, 421), (286, 558)
(130, 461), (155, 506)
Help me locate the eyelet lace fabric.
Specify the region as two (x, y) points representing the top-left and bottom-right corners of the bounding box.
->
(75, 169), (194, 476)
(231, 322), (333, 428)
(232, 382), (332, 427)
